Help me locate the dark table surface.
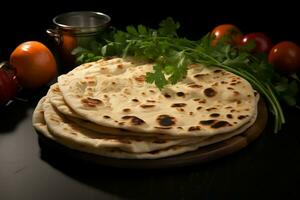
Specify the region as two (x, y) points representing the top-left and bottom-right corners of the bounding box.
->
(1, 1), (300, 199)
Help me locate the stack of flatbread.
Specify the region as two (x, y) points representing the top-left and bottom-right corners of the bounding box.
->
(32, 57), (259, 159)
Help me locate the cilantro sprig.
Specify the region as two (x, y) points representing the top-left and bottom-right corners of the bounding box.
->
(73, 18), (299, 133)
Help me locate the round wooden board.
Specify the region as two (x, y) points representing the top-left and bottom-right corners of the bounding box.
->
(37, 99), (268, 169)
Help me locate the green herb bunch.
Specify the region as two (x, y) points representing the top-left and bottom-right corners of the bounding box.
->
(72, 18), (299, 133)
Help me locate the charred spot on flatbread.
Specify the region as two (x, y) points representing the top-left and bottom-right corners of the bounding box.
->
(226, 114), (233, 119)
(117, 64), (123, 69)
(87, 80), (96, 85)
(123, 108), (131, 112)
(87, 87), (93, 92)
(198, 99), (207, 104)
(188, 126), (201, 131)
(211, 121), (231, 129)
(210, 113), (220, 118)
(134, 75), (146, 82)
(121, 116), (145, 125)
(176, 92), (185, 97)
(188, 84), (202, 88)
(230, 82), (240, 86)
(52, 86), (60, 92)
(132, 98), (139, 102)
(214, 69), (222, 73)
(212, 82), (219, 87)
(206, 107), (217, 111)
(103, 115), (111, 119)
(238, 115), (249, 120)
(204, 88), (217, 97)
(194, 73), (209, 79)
(140, 104), (155, 108)
(197, 106), (202, 110)
(164, 93), (171, 98)
(199, 120), (216, 125)
(147, 100), (156, 103)
(176, 108), (185, 112)
(81, 97), (102, 107)
(157, 115), (176, 126)
(236, 100), (242, 104)
(171, 103), (187, 107)
(233, 91), (240, 96)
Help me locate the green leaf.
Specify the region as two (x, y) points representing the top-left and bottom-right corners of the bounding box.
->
(126, 26), (138, 35)
(146, 64), (168, 89)
(274, 77), (298, 106)
(145, 72), (155, 83)
(163, 65), (175, 74)
(76, 53), (85, 64)
(137, 25), (147, 35)
(158, 17), (180, 37)
(168, 54), (188, 84)
(72, 47), (88, 55)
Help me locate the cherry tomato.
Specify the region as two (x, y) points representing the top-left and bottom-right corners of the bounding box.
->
(241, 32), (273, 53)
(268, 41), (300, 74)
(0, 68), (18, 105)
(211, 24), (243, 46)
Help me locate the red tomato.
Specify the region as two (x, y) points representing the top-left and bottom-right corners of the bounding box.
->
(0, 68), (18, 105)
(241, 32), (273, 53)
(211, 24), (243, 46)
(268, 41), (300, 74)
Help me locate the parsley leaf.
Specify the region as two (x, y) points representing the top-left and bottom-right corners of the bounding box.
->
(146, 64), (168, 90)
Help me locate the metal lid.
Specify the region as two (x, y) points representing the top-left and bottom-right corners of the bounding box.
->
(53, 11), (111, 34)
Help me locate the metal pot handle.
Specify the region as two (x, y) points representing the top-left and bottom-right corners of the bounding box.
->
(46, 29), (62, 45)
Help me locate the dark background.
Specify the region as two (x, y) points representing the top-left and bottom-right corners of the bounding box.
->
(0, 0), (299, 60)
(1, 1), (300, 199)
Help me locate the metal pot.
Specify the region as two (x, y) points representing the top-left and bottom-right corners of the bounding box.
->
(46, 11), (111, 68)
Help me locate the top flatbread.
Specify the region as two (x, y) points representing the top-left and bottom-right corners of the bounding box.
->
(57, 58), (257, 137)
